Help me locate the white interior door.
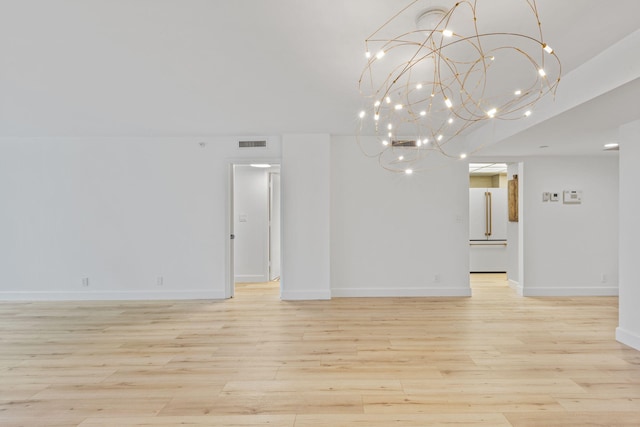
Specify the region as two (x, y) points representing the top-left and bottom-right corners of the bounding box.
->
(227, 164), (235, 298)
(269, 172), (281, 281)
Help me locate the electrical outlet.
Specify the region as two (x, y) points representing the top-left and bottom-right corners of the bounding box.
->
(434, 274), (441, 283)
(157, 276), (164, 286)
(82, 277), (89, 287)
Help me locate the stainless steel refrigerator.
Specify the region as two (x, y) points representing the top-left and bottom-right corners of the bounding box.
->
(469, 187), (508, 272)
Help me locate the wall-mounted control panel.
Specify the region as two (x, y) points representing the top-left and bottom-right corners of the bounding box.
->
(563, 190), (582, 204)
(543, 190), (581, 204)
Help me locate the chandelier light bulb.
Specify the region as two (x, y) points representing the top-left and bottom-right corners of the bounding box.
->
(357, 0), (561, 173)
(460, 153), (467, 159)
(359, 111), (366, 118)
(365, 51), (371, 58)
(382, 140), (389, 146)
(387, 123), (393, 130)
(398, 156), (404, 160)
(405, 169), (413, 175)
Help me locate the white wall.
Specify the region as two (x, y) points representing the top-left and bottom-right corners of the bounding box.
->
(281, 134), (331, 300)
(0, 137), (281, 300)
(330, 136), (471, 297)
(521, 156), (619, 296)
(233, 165), (270, 283)
(617, 119), (640, 350)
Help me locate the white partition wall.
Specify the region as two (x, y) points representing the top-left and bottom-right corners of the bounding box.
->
(617, 119), (640, 350)
(521, 156), (619, 296)
(330, 136), (470, 297)
(0, 136), (281, 300)
(280, 134), (331, 300)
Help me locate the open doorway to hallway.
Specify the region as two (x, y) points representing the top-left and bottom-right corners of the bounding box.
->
(231, 164), (281, 297)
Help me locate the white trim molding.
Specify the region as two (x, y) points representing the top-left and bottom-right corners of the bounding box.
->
(0, 290), (226, 301)
(280, 290), (331, 300)
(508, 279), (524, 296)
(616, 327), (640, 351)
(331, 287), (472, 298)
(523, 286), (618, 297)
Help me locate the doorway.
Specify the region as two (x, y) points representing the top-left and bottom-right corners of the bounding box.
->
(228, 163), (281, 298)
(468, 161), (523, 294)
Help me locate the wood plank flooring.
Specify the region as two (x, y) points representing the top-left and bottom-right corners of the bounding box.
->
(1, 275), (639, 426)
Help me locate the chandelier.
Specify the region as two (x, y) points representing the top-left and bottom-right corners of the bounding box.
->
(357, 0), (561, 173)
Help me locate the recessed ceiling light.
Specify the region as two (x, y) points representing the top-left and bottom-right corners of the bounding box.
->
(604, 142), (619, 149)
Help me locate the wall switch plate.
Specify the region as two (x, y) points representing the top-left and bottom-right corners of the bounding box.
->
(542, 192), (550, 202)
(550, 192), (560, 201)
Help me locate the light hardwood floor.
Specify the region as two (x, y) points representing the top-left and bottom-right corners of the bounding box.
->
(1, 275), (639, 426)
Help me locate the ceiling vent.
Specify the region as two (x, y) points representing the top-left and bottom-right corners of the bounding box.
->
(392, 140), (417, 147)
(238, 140), (267, 148)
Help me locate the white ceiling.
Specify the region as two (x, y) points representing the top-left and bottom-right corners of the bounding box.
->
(1, 0), (640, 157)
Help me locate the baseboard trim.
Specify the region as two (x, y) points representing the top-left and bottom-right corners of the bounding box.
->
(235, 274), (268, 283)
(523, 286), (618, 297)
(280, 290), (331, 300)
(616, 327), (640, 351)
(0, 290), (226, 301)
(508, 279), (524, 296)
(331, 287), (472, 297)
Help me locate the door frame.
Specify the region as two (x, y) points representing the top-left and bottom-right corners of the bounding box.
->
(268, 171), (281, 281)
(226, 159), (282, 299)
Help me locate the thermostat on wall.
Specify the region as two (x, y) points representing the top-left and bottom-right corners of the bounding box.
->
(563, 190), (582, 204)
